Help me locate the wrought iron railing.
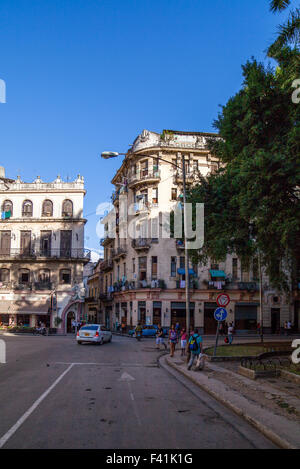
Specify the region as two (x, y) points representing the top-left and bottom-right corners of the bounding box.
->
(0, 248), (91, 260)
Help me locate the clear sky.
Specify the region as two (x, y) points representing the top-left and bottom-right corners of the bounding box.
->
(0, 0), (288, 258)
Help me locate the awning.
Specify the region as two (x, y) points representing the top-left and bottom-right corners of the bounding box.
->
(210, 270), (226, 278)
(177, 268), (196, 276)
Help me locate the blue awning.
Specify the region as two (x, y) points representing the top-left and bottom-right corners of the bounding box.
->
(210, 270), (226, 278)
(177, 268), (196, 276)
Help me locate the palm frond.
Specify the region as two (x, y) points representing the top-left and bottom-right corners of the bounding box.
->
(277, 8), (300, 46)
(270, 0), (291, 12)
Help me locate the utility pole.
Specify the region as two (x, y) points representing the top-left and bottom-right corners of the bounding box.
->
(182, 153), (191, 334)
(258, 250), (264, 343)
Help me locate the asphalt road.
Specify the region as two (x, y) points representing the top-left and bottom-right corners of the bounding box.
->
(0, 334), (276, 449)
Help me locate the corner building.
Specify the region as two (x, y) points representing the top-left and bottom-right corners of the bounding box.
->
(99, 130), (298, 334)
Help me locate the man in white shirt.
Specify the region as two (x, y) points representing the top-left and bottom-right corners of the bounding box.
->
(227, 323), (234, 344)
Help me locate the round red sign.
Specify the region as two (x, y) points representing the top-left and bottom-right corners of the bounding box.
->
(216, 293), (230, 307)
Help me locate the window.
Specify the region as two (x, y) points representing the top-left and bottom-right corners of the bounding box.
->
(153, 158), (159, 172)
(0, 231), (11, 255)
(132, 258), (135, 273)
(0, 268), (10, 283)
(123, 263), (126, 276)
(2, 200), (13, 217)
(152, 187), (158, 204)
(140, 160), (148, 177)
(180, 256), (185, 269)
(171, 188), (177, 201)
(139, 256), (147, 282)
(241, 261), (250, 282)
(22, 200), (33, 217)
(252, 258), (259, 281)
(232, 258), (238, 280)
(151, 256), (158, 279)
(60, 269), (71, 284)
(19, 269), (30, 284)
(42, 200), (53, 217)
(117, 265), (120, 281)
(62, 199), (73, 217)
(193, 160), (198, 172)
(38, 269), (50, 283)
(171, 257), (177, 277)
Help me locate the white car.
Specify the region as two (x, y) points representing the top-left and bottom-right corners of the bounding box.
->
(76, 324), (112, 345)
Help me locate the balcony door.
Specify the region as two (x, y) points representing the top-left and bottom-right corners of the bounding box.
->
(0, 231), (11, 256)
(20, 231), (31, 255)
(60, 230), (72, 257)
(40, 231), (51, 256)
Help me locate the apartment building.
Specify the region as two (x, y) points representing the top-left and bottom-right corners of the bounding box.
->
(0, 168), (90, 333)
(99, 129), (298, 334)
(84, 259), (102, 324)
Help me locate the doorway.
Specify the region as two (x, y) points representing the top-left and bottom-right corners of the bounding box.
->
(271, 308), (280, 334)
(204, 302), (218, 334)
(66, 311), (75, 333)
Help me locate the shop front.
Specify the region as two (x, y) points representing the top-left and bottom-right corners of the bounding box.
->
(171, 302), (195, 330)
(235, 303), (258, 332)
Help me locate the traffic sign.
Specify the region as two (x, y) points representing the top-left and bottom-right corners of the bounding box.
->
(216, 293), (230, 308)
(214, 307), (228, 322)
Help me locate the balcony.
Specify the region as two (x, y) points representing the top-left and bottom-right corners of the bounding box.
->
(100, 236), (114, 247)
(34, 282), (53, 290)
(173, 171), (195, 184)
(0, 248), (91, 262)
(128, 170), (161, 188)
(100, 259), (113, 272)
(112, 247), (127, 260)
(132, 238), (151, 251)
(237, 282), (259, 292)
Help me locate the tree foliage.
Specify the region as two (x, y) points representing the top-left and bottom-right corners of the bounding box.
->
(187, 52), (300, 291)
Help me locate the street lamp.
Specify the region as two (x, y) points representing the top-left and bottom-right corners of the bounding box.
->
(101, 150), (192, 333)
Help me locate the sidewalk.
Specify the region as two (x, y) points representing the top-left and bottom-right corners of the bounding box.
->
(161, 350), (300, 449)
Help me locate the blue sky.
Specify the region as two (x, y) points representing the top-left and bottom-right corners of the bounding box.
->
(0, 0), (288, 257)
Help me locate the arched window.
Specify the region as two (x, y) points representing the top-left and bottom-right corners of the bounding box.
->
(22, 200), (33, 217)
(60, 269), (71, 284)
(18, 268), (30, 284)
(62, 199), (73, 217)
(42, 200), (53, 217)
(0, 268), (10, 283)
(2, 200), (13, 217)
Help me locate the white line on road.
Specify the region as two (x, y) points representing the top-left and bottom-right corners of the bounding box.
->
(0, 363), (74, 449)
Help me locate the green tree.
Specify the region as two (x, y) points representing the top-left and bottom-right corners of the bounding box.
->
(187, 55), (300, 291)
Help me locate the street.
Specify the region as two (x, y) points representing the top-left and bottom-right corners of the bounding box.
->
(0, 334), (276, 449)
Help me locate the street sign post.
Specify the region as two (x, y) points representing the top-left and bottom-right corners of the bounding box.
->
(213, 307), (228, 356)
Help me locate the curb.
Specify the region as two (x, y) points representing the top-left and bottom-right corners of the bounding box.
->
(161, 355), (296, 450)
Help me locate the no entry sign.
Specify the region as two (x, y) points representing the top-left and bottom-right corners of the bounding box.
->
(216, 293), (230, 308)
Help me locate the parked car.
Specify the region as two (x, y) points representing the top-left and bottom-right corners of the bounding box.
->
(77, 324), (112, 345)
(128, 325), (168, 337)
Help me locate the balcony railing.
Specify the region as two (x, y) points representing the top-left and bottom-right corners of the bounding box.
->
(112, 247), (127, 259)
(128, 170), (161, 186)
(0, 248), (91, 261)
(34, 282), (53, 290)
(132, 238), (151, 250)
(100, 259), (114, 271)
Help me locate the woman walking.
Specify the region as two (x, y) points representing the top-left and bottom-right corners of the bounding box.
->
(169, 324), (178, 357)
(180, 328), (187, 356)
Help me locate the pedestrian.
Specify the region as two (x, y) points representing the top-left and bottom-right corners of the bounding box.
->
(219, 322), (224, 336)
(169, 324), (178, 357)
(287, 320), (292, 336)
(156, 324), (167, 350)
(284, 321), (288, 336)
(187, 329), (203, 370)
(121, 322), (126, 334)
(227, 322), (234, 345)
(180, 328), (187, 356)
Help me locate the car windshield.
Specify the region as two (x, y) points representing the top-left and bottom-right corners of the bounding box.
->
(80, 326), (98, 331)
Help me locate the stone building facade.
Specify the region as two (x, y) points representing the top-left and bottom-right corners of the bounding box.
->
(0, 168), (90, 333)
(98, 129), (299, 334)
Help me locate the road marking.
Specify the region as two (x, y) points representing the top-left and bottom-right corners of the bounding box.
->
(0, 364), (74, 449)
(119, 372), (135, 381)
